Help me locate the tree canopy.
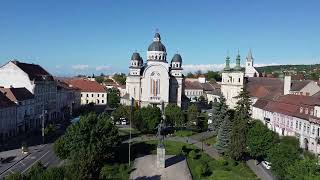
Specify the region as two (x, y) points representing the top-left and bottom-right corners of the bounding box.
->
(165, 103), (184, 127)
(113, 73), (126, 85)
(53, 113), (120, 179)
(229, 87), (251, 160)
(133, 105), (162, 133)
(107, 88), (120, 108)
(246, 120), (279, 160)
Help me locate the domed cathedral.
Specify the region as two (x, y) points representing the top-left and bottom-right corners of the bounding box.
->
(121, 33), (185, 108)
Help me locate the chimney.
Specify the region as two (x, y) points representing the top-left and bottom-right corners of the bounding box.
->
(284, 75), (291, 95)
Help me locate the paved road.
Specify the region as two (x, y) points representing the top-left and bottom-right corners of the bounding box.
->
(0, 143), (61, 179)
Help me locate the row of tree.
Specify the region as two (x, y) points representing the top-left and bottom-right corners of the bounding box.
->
(211, 88), (320, 179)
(186, 70), (222, 82)
(112, 103), (207, 133)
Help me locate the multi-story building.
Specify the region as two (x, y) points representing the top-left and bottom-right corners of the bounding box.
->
(0, 92), (17, 141)
(56, 80), (81, 120)
(0, 60), (57, 122)
(252, 95), (320, 155)
(64, 78), (107, 105)
(0, 87), (36, 133)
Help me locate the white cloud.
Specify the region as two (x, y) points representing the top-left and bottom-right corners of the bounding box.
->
(71, 64), (89, 70)
(95, 65), (112, 71)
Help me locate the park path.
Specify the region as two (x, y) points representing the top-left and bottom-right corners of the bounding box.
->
(126, 132), (275, 180)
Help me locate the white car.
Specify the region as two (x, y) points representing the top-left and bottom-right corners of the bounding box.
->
(262, 161), (271, 170)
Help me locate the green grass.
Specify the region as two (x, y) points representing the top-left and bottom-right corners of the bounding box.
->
(118, 128), (140, 136)
(203, 135), (217, 146)
(174, 130), (196, 137)
(133, 140), (257, 180)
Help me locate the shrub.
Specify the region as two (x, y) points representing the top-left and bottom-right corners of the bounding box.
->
(189, 150), (197, 159)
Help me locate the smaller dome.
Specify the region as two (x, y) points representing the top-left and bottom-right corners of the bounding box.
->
(139, 56), (144, 64)
(154, 33), (161, 40)
(131, 52), (141, 60)
(171, 54), (182, 62)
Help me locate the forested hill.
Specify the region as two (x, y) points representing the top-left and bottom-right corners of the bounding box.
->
(256, 64), (320, 73)
(256, 64), (320, 80)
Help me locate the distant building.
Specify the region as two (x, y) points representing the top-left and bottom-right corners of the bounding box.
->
(0, 87), (36, 133)
(64, 78), (107, 105)
(0, 92), (17, 141)
(284, 75), (320, 96)
(0, 60), (57, 122)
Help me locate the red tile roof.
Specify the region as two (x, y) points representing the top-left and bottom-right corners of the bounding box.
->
(64, 79), (106, 93)
(246, 77), (283, 100)
(0, 88), (34, 102)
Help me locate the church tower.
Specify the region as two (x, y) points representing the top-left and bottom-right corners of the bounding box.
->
(170, 54), (183, 107)
(126, 52), (143, 103)
(221, 52), (245, 109)
(244, 49), (259, 77)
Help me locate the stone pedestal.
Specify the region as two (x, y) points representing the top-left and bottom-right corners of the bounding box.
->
(156, 145), (165, 168)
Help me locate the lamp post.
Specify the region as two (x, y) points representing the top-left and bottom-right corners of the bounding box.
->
(129, 97), (134, 166)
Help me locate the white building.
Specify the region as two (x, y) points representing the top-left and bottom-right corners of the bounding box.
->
(0, 60), (57, 122)
(0, 92), (17, 141)
(284, 75), (320, 96)
(0, 87), (36, 133)
(252, 95), (320, 155)
(64, 78), (107, 105)
(121, 33), (184, 108)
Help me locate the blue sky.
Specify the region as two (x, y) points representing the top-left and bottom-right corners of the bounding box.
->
(0, 0), (319, 76)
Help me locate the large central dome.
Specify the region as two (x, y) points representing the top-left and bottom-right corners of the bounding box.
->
(147, 33), (166, 52)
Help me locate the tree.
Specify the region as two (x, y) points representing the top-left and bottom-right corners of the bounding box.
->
(5, 172), (25, 180)
(95, 76), (104, 84)
(285, 157), (320, 180)
(210, 94), (228, 134)
(113, 73), (126, 85)
(187, 104), (198, 126)
(107, 88), (120, 108)
(206, 71), (222, 81)
(229, 87), (251, 160)
(27, 162), (45, 180)
(132, 106), (161, 133)
(165, 104), (184, 127)
(53, 113), (120, 179)
(267, 136), (300, 179)
(247, 120), (279, 160)
(214, 111), (232, 154)
(198, 95), (206, 102)
(111, 104), (130, 123)
(186, 72), (195, 78)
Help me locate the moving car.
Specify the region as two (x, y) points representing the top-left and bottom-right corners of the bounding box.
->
(262, 161), (271, 170)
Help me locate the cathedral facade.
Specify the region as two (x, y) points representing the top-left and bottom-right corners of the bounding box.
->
(121, 33), (184, 108)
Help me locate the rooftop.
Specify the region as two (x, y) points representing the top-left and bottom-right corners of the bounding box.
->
(0, 87), (34, 102)
(64, 78), (106, 93)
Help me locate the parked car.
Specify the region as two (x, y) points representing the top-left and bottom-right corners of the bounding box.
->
(262, 161), (271, 170)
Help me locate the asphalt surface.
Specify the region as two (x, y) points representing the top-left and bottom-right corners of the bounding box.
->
(0, 143), (61, 179)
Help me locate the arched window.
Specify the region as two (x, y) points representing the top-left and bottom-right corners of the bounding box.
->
(150, 71), (160, 96)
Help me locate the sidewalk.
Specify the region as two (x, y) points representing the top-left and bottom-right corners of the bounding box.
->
(127, 134), (275, 180)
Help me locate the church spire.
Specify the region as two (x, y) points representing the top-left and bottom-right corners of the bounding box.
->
(224, 55), (231, 71)
(234, 50), (241, 71)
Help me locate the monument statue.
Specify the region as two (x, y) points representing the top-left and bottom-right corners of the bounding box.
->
(156, 101), (166, 168)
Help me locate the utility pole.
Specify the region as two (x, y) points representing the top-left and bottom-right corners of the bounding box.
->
(129, 98), (134, 166)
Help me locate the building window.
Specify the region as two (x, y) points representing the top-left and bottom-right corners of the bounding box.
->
(300, 107), (303, 113)
(86, 100), (89, 104)
(98, 94), (99, 97)
(102, 100), (104, 103)
(303, 123), (306, 132)
(92, 94), (94, 97)
(296, 121), (298, 129)
(97, 99), (100, 104)
(305, 108), (308, 114)
(86, 94), (89, 98)
(318, 128), (320, 136)
(102, 94), (104, 97)
(290, 121), (293, 128)
(307, 126), (310, 134)
(299, 122), (302, 130)
(312, 126), (315, 135)
(238, 78), (240, 83)
(81, 94), (83, 97)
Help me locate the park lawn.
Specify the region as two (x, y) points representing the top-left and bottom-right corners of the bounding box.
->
(174, 130), (196, 137)
(118, 128), (140, 136)
(136, 140), (257, 180)
(203, 135), (217, 146)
